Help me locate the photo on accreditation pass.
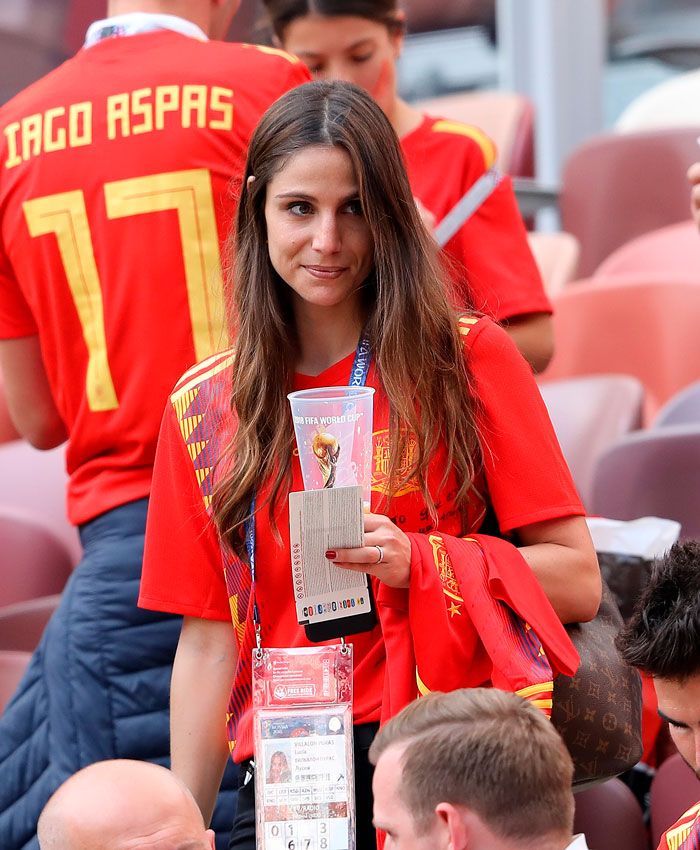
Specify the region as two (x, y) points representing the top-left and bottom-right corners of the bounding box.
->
(257, 709), (353, 850)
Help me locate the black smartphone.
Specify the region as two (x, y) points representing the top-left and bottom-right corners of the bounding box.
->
(303, 575), (377, 643)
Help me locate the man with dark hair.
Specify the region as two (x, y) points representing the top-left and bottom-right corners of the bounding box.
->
(617, 540), (700, 850)
(369, 688), (587, 850)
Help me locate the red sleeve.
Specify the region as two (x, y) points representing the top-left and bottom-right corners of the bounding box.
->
(139, 400), (230, 621)
(0, 237), (37, 338)
(448, 175), (552, 322)
(466, 318), (584, 532)
(283, 54), (313, 88)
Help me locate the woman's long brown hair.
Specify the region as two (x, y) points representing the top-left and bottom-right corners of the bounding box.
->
(213, 80), (481, 559)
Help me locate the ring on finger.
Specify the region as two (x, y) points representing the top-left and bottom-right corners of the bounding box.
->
(373, 545), (384, 565)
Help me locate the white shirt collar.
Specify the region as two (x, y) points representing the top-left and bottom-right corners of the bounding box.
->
(84, 12), (207, 48)
(567, 835), (590, 850)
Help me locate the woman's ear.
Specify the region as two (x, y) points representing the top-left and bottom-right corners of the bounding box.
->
(247, 175), (256, 188)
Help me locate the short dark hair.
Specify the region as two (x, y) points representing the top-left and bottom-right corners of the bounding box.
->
(262, 0), (404, 40)
(369, 689), (574, 841)
(616, 541), (700, 680)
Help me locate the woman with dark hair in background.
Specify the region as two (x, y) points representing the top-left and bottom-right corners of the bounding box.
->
(139, 80), (599, 848)
(262, 0), (555, 372)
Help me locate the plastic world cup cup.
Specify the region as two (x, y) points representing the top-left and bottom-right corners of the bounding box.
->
(287, 386), (375, 508)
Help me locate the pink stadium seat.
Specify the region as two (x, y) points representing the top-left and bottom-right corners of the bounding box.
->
(414, 89), (535, 177)
(654, 380), (700, 427)
(0, 650), (31, 715)
(589, 425), (700, 541)
(560, 128), (700, 277)
(594, 222), (700, 282)
(0, 508), (73, 607)
(0, 440), (80, 565)
(541, 277), (700, 423)
(650, 754), (700, 849)
(539, 375), (643, 507)
(0, 594), (61, 652)
(527, 231), (581, 298)
(573, 778), (649, 850)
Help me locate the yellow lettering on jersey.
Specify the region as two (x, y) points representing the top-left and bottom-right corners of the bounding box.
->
(23, 191), (118, 411)
(104, 169), (226, 361)
(106, 92), (131, 140)
(21, 114), (42, 162)
(154, 85), (180, 130)
(69, 102), (92, 148)
(43, 107), (67, 153)
(210, 87), (234, 131)
(181, 85), (208, 129)
(3, 122), (22, 169)
(131, 88), (154, 135)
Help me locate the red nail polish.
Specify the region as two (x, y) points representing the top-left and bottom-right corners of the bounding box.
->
(325, 550), (336, 559)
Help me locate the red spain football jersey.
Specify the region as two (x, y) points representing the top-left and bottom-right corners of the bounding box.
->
(401, 115), (551, 322)
(139, 317), (584, 761)
(0, 30), (310, 524)
(657, 802), (700, 850)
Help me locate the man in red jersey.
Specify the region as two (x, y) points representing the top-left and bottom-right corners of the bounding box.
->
(617, 542), (700, 850)
(0, 3), (310, 847)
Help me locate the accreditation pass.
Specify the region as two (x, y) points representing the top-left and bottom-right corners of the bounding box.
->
(256, 706), (355, 850)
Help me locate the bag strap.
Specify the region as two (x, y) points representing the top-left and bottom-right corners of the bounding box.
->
(433, 167), (503, 247)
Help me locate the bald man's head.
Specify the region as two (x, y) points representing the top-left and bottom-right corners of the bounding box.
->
(37, 760), (215, 850)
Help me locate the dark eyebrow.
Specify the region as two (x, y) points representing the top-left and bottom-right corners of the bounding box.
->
(296, 38), (375, 58)
(274, 192), (360, 203)
(658, 708), (690, 727)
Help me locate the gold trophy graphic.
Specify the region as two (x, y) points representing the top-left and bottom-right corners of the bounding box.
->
(312, 432), (341, 488)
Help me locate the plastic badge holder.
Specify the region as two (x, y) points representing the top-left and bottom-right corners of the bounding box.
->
(253, 645), (355, 850)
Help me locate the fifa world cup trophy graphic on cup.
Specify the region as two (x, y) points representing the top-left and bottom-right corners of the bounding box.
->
(312, 432), (341, 488)
(287, 387), (375, 506)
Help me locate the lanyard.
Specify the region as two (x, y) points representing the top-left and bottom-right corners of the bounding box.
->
(246, 335), (371, 649)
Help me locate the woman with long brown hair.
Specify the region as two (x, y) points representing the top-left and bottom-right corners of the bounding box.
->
(139, 80), (599, 848)
(260, 0), (555, 373)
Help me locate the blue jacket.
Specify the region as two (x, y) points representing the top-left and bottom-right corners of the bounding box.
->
(0, 500), (236, 849)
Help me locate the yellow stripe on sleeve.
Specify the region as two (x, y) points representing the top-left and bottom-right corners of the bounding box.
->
(516, 681), (554, 700)
(171, 352), (235, 405)
(431, 120), (497, 169)
(416, 668), (432, 697)
(246, 44), (303, 64)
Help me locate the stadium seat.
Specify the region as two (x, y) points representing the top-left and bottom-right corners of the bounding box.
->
(560, 128), (700, 276)
(0, 650), (31, 715)
(594, 222), (700, 282)
(589, 425), (700, 541)
(650, 754), (700, 849)
(527, 231), (581, 298)
(653, 380), (700, 427)
(539, 375), (643, 507)
(0, 439), (80, 565)
(414, 89), (535, 177)
(573, 778), (649, 850)
(0, 508), (73, 607)
(541, 277), (700, 422)
(0, 594), (61, 652)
